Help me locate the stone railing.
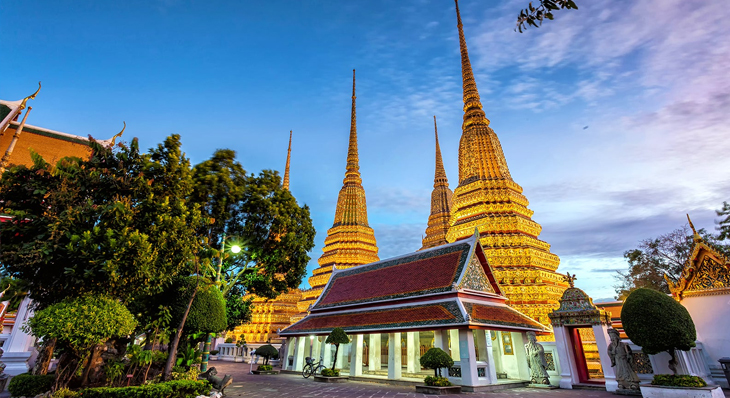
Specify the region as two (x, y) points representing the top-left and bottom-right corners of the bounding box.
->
(216, 343), (245, 362)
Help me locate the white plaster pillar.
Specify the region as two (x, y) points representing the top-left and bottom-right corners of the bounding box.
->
(312, 336), (322, 363)
(484, 331), (498, 383)
(458, 329), (478, 387)
(3, 297), (36, 376)
(351, 334), (363, 376)
(335, 342), (346, 369)
(513, 332), (531, 381)
(406, 332), (418, 373)
(369, 334), (381, 371)
(592, 324), (618, 392)
(388, 332), (402, 379)
(433, 330), (450, 377)
(293, 337), (306, 371)
(449, 329), (460, 361)
(553, 327), (576, 389)
(475, 330), (488, 362)
(323, 342), (333, 368)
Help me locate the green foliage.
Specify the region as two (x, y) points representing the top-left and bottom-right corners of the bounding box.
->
(320, 368), (340, 377)
(191, 150), (316, 300)
(169, 366), (200, 381)
(25, 295), (137, 352)
(325, 328), (350, 346)
(225, 337), (234, 343)
(515, 0), (578, 32)
(0, 276), (28, 312)
(103, 359), (126, 385)
(7, 373), (55, 397)
(225, 285), (252, 331)
(0, 135), (205, 311)
(256, 344), (279, 365)
(622, 288), (696, 357)
(78, 380), (210, 398)
(420, 348), (454, 377)
(652, 374), (707, 387)
(424, 376), (452, 387)
(169, 277), (227, 335)
(175, 344), (202, 369)
(717, 202), (730, 241)
(52, 387), (80, 398)
(614, 225), (729, 299)
(209, 350), (219, 356)
(257, 364), (273, 371)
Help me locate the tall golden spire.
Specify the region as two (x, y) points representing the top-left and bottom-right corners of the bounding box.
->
(298, 69), (379, 310)
(447, 0), (566, 328)
(283, 130), (292, 191)
(421, 116), (454, 250)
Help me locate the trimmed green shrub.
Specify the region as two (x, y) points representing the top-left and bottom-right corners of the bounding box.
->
(24, 295), (137, 352)
(420, 347), (454, 377)
(225, 337), (234, 343)
(325, 328), (350, 371)
(321, 368), (340, 377)
(256, 344), (279, 365)
(8, 373), (55, 397)
(424, 376), (452, 387)
(622, 288), (696, 374)
(170, 277), (227, 335)
(209, 349), (219, 356)
(652, 374), (707, 387)
(257, 364), (273, 371)
(79, 379), (210, 398)
(52, 387), (80, 398)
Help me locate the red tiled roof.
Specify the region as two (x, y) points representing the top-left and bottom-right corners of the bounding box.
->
(282, 301), (465, 334)
(314, 241), (470, 309)
(465, 302), (546, 331)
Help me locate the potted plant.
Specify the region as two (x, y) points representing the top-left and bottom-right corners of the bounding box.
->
(416, 347), (461, 394)
(252, 344), (280, 374)
(314, 328), (350, 382)
(209, 349), (219, 361)
(622, 288), (721, 398)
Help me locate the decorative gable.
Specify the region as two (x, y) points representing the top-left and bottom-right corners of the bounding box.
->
(458, 255), (495, 293)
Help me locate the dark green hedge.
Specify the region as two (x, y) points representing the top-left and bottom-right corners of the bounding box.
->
(8, 373), (54, 397)
(622, 288), (696, 355)
(79, 380), (210, 398)
(652, 374), (707, 387)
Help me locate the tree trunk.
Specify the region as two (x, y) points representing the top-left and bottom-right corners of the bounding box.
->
(81, 345), (100, 386)
(668, 348), (678, 375)
(162, 288), (198, 381)
(332, 344), (339, 371)
(32, 337), (56, 375)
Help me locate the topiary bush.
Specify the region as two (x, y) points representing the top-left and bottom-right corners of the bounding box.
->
(420, 347), (454, 377)
(622, 288), (696, 374)
(257, 364), (273, 371)
(24, 295), (137, 352)
(424, 376), (452, 387)
(255, 344), (279, 366)
(169, 277), (227, 335)
(325, 328), (350, 371)
(652, 374), (707, 387)
(79, 379), (210, 398)
(8, 373), (55, 397)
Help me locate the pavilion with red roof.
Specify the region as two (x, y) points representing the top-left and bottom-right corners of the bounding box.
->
(280, 231), (549, 390)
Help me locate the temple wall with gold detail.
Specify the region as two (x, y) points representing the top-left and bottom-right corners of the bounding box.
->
(234, 289), (302, 345)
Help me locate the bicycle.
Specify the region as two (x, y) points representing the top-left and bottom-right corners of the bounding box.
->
(302, 356), (326, 378)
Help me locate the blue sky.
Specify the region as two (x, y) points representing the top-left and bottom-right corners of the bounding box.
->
(2, 0), (728, 300)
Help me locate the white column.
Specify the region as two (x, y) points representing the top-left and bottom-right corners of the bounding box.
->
(293, 337), (306, 371)
(312, 336), (322, 363)
(475, 330), (488, 362)
(434, 329), (447, 351)
(323, 342), (333, 368)
(592, 324), (618, 392)
(3, 297), (36, 376)
(388, 332), (402, 379)
(553, 327), (575, 389)
(458, 329), (478, 387)
(484, 331), (498, 383)
(351, 334), (363, 376)
(406, 332), (418, 373)
(449, 329), (460, 361)
(369, 334), (381, 371)
(513, 332), (531, 381)
(335, 343), (346, 369)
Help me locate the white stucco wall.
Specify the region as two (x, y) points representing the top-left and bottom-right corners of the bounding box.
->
(682, 295), (730, 365)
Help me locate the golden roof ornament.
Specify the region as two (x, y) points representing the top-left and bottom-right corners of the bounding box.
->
(19, 82), (41, 110)
(563, 273), (577, 288)
(283, 130), (292, 191)
(109, 121), (126, 147)
(687, 214), (702, 242)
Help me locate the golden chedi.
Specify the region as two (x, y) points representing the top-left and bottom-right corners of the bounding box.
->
(421, 116), (453, 250)
(298, 70), (380, 312)
(445, 0), (568, 327)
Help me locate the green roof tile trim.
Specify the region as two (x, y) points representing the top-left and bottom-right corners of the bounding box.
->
(282, 300), (465, 335)
(314, 241), (472, 310)
(0, 104), (13, 121)
(8, 123), (91, 146)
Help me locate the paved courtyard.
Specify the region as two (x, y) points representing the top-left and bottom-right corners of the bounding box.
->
(212, 361), (616, 398)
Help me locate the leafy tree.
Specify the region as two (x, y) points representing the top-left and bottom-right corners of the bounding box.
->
(325, 328), (350, 371)
(516, 0), (578, 32)
(168, 277), (227, 335)
(420, 347), (454, 377)
(621, 288), (696, 375)
(255, 344), (279, 366)
(225, 283), (253, 332)
(614, 225), (728, 299)
(25, 295), (137, 386)
(717, 201), (730, 241)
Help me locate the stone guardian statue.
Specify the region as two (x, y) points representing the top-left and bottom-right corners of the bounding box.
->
(524, 331), (550, 385)
(607, 328), (640, 391)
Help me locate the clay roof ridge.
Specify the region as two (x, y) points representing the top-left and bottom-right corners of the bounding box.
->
(9, 121), (113, 146)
